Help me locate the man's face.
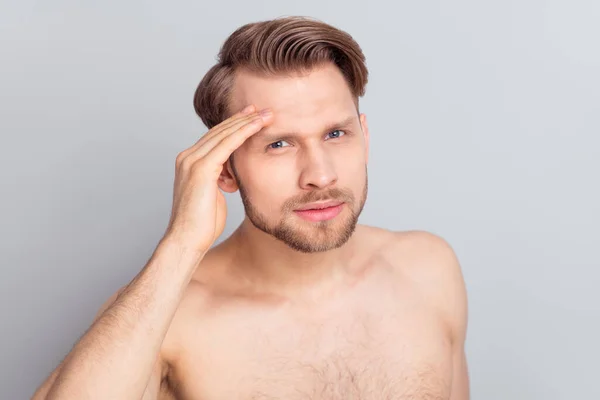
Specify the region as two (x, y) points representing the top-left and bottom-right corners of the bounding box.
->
(225, 63), (370, 253)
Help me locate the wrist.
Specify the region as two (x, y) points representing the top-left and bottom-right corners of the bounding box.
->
(157, 234), (208, 269)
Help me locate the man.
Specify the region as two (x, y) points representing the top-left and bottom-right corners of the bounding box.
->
(33, 16), (469, 400)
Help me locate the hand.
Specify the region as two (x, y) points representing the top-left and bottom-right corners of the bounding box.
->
(164, 105), (273, 253)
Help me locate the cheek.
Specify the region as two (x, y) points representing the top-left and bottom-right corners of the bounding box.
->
(243, 161), (295, 204)
(335, 146), (367, 178)
(334, 154), (367, 200)
(344, 168), (367, 194)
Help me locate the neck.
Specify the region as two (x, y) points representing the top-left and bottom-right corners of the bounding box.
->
(225, 217), (361, 295)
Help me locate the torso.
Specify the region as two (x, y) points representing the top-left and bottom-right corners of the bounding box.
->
(157, 226), (455, 400)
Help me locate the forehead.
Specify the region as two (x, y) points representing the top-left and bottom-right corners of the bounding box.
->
(230, 63), (357, 133)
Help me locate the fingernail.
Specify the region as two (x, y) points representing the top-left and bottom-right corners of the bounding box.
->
(242, 105), (254, 114)
(259, 109), (272, 117)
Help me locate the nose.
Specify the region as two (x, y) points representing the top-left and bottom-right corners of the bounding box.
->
(298, 147), (338, 190)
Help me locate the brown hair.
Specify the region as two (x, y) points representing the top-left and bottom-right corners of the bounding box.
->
(193, 16), (369, 129)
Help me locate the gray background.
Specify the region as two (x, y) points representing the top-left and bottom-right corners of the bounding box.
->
(1, 0), (599, 399)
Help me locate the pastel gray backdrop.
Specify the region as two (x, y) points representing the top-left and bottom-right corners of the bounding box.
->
(1, 1), (598, 399)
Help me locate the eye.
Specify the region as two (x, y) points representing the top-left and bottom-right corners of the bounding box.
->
(268, 140), (290, 150)
(326, 130), (345, 140)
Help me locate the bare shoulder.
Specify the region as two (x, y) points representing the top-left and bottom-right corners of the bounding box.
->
(385, 229), (463, 278)
(358, 225), (459, 264)
(367, 227), (468, 341)
(356, 225), (464, 286)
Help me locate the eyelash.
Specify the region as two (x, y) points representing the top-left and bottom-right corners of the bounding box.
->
(267, 130), (347, 150)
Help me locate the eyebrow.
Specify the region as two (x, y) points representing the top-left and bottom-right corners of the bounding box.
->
(256, 115), (357, 143)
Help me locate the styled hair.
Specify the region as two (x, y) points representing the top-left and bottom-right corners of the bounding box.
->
(193, 16), (369, 129)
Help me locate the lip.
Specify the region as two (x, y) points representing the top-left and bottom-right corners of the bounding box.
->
(293, 201), (345, 222)
(295, 200), (344, 211)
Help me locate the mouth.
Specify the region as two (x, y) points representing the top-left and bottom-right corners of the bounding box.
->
(295, 200), (344, 211)
(293, 201), (345, 222)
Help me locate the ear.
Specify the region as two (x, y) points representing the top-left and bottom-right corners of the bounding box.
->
(359, 113), (370, 164)
(218, 157), (239, 193)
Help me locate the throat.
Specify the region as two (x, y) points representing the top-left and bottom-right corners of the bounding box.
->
(224, 227), (365, 299)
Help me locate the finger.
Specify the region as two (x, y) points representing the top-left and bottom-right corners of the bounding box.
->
(189, 113), (268, 162)
(180, 105), (257, 159)
(198, 110), (262, 148)
(204, 112), (273, 165)
(204, 105), (257, 142)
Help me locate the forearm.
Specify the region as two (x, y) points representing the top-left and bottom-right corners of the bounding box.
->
(45, 237), (204, 400)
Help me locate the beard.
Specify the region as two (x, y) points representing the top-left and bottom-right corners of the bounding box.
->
(230, 159), (368, 253)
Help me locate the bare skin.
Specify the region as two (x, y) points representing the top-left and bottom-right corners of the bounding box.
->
(32, 63), (469, 400)
(161, 226), (469, 400)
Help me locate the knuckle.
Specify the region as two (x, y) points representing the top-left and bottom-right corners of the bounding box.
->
(175, 152), (186, 166)
(244, 117), (261, 129)
(179, 156), (195, 172)
(189, 160), (207, 175)
(216, 115), (240, 129)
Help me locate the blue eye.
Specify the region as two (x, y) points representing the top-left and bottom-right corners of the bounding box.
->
(326, 130), (345, 139)
(268, 140), (290, 149)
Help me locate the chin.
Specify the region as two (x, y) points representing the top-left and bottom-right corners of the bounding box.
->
(271, 212), (359, 253)
(243, 193), (365, 253)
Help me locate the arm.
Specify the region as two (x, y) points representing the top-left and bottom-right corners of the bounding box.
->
(431, 233), (470, 400)
(30, 104), (273, 400)
(31, 289), (122, 399)
(31, 237), (203, 400)
(449, 342), (470, 400)
(398, 231), (470, 399)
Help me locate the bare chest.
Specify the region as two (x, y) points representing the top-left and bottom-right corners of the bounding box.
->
(167, 293), (453, 400)
(239, 325), (452, 400)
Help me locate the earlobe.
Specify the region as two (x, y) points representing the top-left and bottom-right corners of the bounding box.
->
(218, 160), (239, 193)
